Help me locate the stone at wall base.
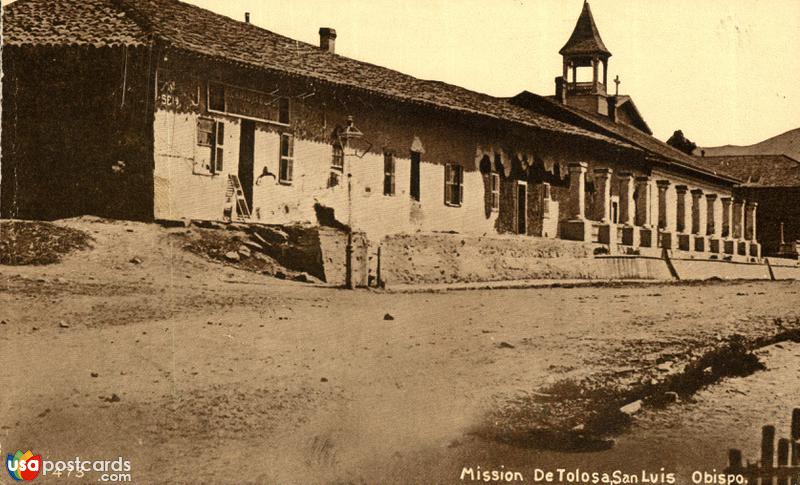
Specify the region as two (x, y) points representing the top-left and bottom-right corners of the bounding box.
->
(596, 223), (617, 245)
(559, 219), (592, 242)
(749, 242), (761, 258)
(708, 238), (722, 254)
(660, 231), (674, 250)
(639, 227), (654, 248)
(723, 239), (736, 255)
(692, 235), (707, 253)
(677, 233), (691, 251)
(621, 225), (640, 247)
(737, 240), (748, 256)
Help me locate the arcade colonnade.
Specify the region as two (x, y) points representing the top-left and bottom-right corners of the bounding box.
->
(559, 162), (761, 258)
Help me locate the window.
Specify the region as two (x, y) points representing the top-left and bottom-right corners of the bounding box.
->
(196, 118), (224, 173)
(197, 118), (214, 147)
(410, 151), (421, 201)
(383, 151), (396, 196)
(444, 164), (464, 207)
(490, 172), (500, 211)
(279, 134), (294, 184)
(331, 142), (344, 171)
(208, 83), (226, 112)
(278, 97), (290, 125)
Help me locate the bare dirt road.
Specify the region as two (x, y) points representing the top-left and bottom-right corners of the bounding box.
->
(1, 219), (799, 484)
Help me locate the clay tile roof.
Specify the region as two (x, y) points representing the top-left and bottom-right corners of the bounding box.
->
(559, 1), (611, 58)
(2, 0), (148, 47)
(691, 155), (800, 187)
(509, 91), (741, 184)
(2, 0), (638, 150)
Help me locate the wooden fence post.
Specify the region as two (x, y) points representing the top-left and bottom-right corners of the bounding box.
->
(778, 438), (790, 485)
(764, 425), (776, 468)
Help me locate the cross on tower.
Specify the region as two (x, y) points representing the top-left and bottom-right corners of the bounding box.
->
(614, 75), (621, 95)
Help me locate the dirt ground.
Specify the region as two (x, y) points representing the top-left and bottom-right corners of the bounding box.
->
(1, 218), (799, 484)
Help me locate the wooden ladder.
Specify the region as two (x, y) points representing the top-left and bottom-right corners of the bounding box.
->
(224, 174), (251, 222)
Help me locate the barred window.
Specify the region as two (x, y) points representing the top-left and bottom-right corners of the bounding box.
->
(444, 164), (463, 207)
(279, 133), (294, 184)
(383, 151), (396, 196)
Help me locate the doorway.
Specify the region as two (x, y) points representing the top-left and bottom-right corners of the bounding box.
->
(238, 120), (255, 211)
(410, 151), (421, 201)
(516, 181), (527, 234)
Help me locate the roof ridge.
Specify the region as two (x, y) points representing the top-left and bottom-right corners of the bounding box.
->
(110, 0), (156, 38)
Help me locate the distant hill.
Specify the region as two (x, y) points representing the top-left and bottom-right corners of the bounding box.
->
(694, 128), (800, 161)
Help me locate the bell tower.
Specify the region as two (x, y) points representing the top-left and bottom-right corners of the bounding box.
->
(556, 1), (612, 115)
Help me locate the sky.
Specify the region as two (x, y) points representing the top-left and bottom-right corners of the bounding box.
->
(3, 0), (799, 147)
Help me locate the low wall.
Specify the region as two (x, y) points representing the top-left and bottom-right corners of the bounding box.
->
(670, 258), (772, 281)
(377, 232), (796, 287)
(769, 258), (800, 280)
(378, 233), (672, 285)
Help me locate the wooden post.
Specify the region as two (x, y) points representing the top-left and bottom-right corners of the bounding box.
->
(729, 448), (743, 469)
(778, 439), (790, 485)
(792, 408), (800, 470)
(763, 425), (776, 469)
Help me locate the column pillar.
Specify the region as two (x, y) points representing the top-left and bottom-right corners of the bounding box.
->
(593, 168), (615, 245)
(732, 199), (744, 239)
(618, 172), (635, 226)
(675, 185), (690, 251)
(618, 172), (638, 247)
(721, 197), (732, 238)
(706, 194), (721, 253)
(746, 201), (761, 258)
(568, 162), (587, 220)
(745, 201), (757, 240)
(656, 180), (673, 249)
(732, 198), (746, 255)
(690, 189), (706, 252)
(635, 176), (653, 247)
(594, 168), (613, 222)
(559, 162), (592, 241)
(656, 180), (670, 230)
(721, 197), (734, 254)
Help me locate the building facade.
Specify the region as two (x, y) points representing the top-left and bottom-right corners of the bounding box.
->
(1, 0), (762, 261)
(691, 155), (800, 257)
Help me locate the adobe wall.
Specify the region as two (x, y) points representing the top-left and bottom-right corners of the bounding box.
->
(769, 258), (800, 280)
(378, 232), (676, 285)
(669, 258), (771, 281)
(376, 232), (795, 287)
(151, 50), (644, 244)
(1, 46), (155, 221)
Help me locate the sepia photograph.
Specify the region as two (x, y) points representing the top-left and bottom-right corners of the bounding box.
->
(1, 0), (799, 483)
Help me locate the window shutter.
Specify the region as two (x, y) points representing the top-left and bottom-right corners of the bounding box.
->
(213, 122), (225, 172)
(459, 166), (464, 204)
(444, 164), (451, 205)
